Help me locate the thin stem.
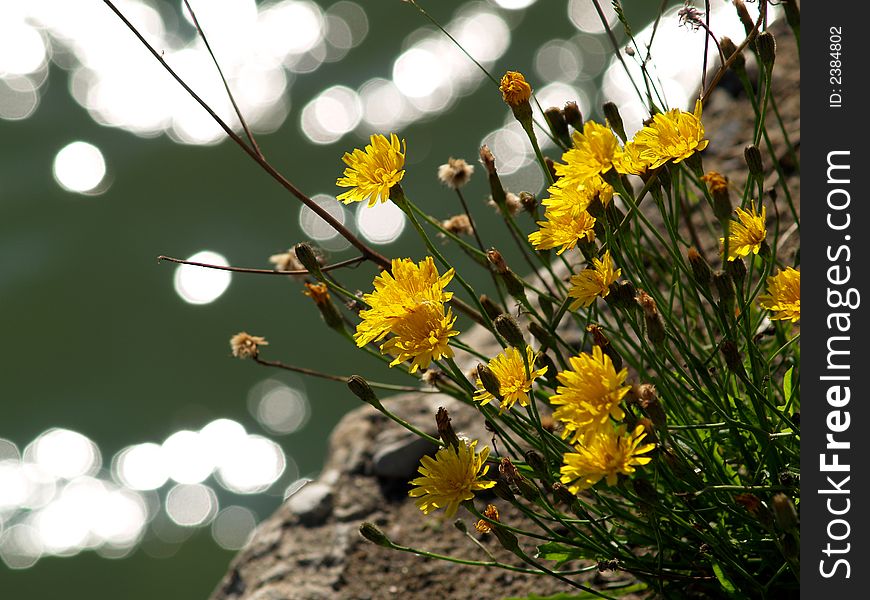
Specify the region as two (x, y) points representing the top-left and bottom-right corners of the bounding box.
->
(157, 255), (366, 276)
(252, 356), (440, 393)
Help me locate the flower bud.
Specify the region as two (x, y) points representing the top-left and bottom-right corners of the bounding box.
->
(304, 282), (343, 330)
(701, 171), (732, 223)
(724, 256), (746, 286)
(479, 145), (497, 176)
(755, 31), (776, 69)
(606, 280), (637, 310)
(518, 191), (538, 214)
(492, 479), (516, 502)
(480, 294), (504, 321)
(744, 145), (764, 181)
(562, 101), (583, 130)
(294, 242), (322, 278)
(772, 493), (798, 531)
(494, 314), (526, 349)
(436, 406), (460, 449)
(491, 524), (520, 553)
(720, 339), (746, 376)
(524, 450), (548, 480)
(453, 519), (468, 534)
(477, 364), (503, 401)
(347, 375), (382, 409)
(687, 247), (712, 289)
(636, 290), (666, 346)
(586, 323), (622, 371)
(544, 106), (571, 147)
(635, 383), (667, 430)
(713, 270), (735, 313)
(603, 102), (627, 142)
(499, 457), (521, 484)
(720, 37), (746, 73)
(359, 522), (392, 547)
(516, 477), (540, 502)
(528, 322), (555, 349)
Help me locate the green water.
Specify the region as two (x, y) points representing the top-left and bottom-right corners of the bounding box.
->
(0, 1), (666, 597)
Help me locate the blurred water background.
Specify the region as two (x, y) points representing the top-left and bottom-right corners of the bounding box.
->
(0, 0), (763, 597)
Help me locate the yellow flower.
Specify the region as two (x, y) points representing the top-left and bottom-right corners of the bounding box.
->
(354, 257), (454, 347)
(722, 203), (767, 260)
(303, 282), (330, 306)
(701, 171), (728, 194)
(336, 133), (406, 206)
(528, 206), (596, 255)
(554, 121), (621, 186)
(550, 346), (631, 444)
(499, 71), (532, 107)
(613, 140), (650, 176)
(758, 267), (800, 322)
(409, 439), (496, 518)
(559, 424), (655, 493)
(546, 177), (613, 212)
(631, 99), (709, 169)
(568, 250), (621, 310)
(379, 301), (459, 373)
(473, 345), (548, 411)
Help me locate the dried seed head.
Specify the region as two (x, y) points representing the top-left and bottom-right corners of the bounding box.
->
(230, 332), (268, 359)
(437, 157), (475, 189)
(486, 249), (508, 274)
(479, 145), (497, 175)
(498, 457), (521, 484)
(441, 214), (474, 236)
(518, 191), (538, 213)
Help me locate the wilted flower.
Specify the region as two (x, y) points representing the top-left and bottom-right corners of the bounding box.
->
(438, 157), (475, 189)
(230, 332), (268, 359)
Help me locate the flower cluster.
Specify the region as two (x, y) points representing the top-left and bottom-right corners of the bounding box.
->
(354, 257), (458, 373)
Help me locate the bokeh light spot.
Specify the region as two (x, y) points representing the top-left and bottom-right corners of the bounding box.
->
(173, 250), (232, 305)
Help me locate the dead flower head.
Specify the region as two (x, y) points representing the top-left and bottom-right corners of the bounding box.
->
(230, 332), (268, 359)
(441, 214), (474, 236)
(438, 157), (475, 189)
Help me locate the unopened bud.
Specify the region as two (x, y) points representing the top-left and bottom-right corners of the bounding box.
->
(294, 242), (322, 278)
(436, 406), (460, 449)
(636, 290), (666, 346)
(635, 384), (667, 429)
(492, 479), (516, 502)
(490, 524), (520, 553)
(734, 0), (754, 37)
(347, 375), (382, 409)
(453, 519), (468, 534)
(499, 457), (521, 484)
(479, 145), (497, 176)
(772, 493), (798, 531)
(702, 171), (732, 223)
(518, 191), (538, 213)
(359, 522), (392, 547)
(544, 107), (571, 147)
(486, 249), (508, 274)
(562, 101), (583, 130)
(480, 295), (504, 321)
(755, 31), (776, 69)
(720, 37), (746, 72)
(720, 339), (745, 376)
(687, 247), (712, 289)
(713, 270), (735, 313)
(528, 322), (555, 349)
(494, 314), (526, 348)
(586, 323), (622, 371)
(603, 102), (627, 142)
(607, 280), (637, 310)
(725, 257), (746, 286)
(516, 477), (540, 501)
(744, 145), (764, 181)
(477, 364), (503, 400)
(524, 450), (548, 480)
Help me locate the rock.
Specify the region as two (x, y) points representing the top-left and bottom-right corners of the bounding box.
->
(372, 435), (437, 479)
(287, 482), (333, 526)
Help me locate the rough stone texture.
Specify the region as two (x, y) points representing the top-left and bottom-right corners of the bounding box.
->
(210, 21), (799, 600)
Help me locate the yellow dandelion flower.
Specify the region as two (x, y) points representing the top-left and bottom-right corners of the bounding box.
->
(409, 439), (496, 518)
(554, 121), (621, 187)
(528, 206), (596, 255)
(473, 345), (548, 411)
(613, 140), (650, 176)
(546, 176), (613, 212)
(336, 133), (406, 207)
(354, 257), (454, 347)
(379, 301), (459, 373)
(499, 71), (532, 107)
(632, 100), (709, 169)
(568, 250), (621, 310)
(721, 203), (767, 260)
(758, 267), (800, 322)
(550, 346), (631, 444)
(559, 424), (655, 493)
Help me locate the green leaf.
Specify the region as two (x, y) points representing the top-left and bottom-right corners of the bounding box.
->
(711, 559), (739, 598)
(535, 542), (586, 564)
(783, 366), (794, 400)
